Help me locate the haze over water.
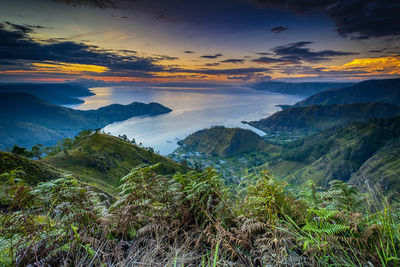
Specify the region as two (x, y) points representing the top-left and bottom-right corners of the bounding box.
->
(70, 86), (302, 154)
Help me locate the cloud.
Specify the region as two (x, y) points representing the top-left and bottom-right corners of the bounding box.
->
(220, 58), (245, 64)
(172, 67), (270, 75)
(252, 56), (299, 65)
(51, 0), (116, 8)
(0, 22), (163, 75)
(318, 56), (400, 76)
(254, 52), (271, 56)
(201, 53), (223, 59)
(272, 41), (358, 62)
(270, 26), (288, 33)
(184, 50), (195, 54)
(204, 63), (220, 67)
(254, 0), (400, 39)
(227, 73), (272, 81)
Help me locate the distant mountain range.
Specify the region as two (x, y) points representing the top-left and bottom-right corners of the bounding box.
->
(155, 82), (230, 88)
(248, 78), (400, 133)
(251, 81), (353, 96)
(295, 78), (400, 106)
(248, 102), (400, 132)
(0, 83), (94, 105)
(0, 92), (171, 149)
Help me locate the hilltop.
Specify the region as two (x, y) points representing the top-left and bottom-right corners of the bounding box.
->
(251, 81), (353, 96)
(178, 126), (279, 158)
(248, 102), (400, 132)
(41, 132), (189, 193)
(295, 78), (400, 106)
(0, 92), (171, 149)
(0, 82), (94, 105)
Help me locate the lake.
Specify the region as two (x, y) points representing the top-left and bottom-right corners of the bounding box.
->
(69, 86), (303, 155)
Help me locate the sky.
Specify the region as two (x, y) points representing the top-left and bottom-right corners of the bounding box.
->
(0, 0), (400, 84)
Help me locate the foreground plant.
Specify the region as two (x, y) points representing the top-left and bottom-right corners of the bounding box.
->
(0, 165), (399, 266)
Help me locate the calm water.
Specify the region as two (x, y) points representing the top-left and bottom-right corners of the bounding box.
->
(69, 86), (303, 155)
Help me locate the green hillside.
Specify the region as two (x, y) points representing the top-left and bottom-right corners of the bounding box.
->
(0, 92), (171, 149)
(179, 126), (280, 157)
(41, 133), (189, 192)
(0, 151), (63, 185)
(266, 116), (400, 192)
(295, 78), (400, 106)
(248, 102), (400, 132)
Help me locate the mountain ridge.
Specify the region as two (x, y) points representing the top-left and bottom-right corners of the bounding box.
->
(0, 92), (172, 149)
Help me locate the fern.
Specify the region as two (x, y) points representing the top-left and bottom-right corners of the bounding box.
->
(303, 221), (350, 235)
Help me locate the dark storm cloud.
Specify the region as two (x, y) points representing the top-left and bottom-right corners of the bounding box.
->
(0, 22), (163, 73)
(252, 56), (299, 65)
(201, 53), (223, 59)
(272, 41), (358, 62)
(220, 58), (245, 64)
(184, 50), (195, 54)
(270, 26), (288, 34)
(254, 0), (400, 39)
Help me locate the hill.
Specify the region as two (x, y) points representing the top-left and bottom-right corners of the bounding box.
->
(0, 82), (94, 105)
(295, 78), (400, 106)
(0, 92), (171, 149)
(248, 102), (400, 132)
(251, 81), (353, 96)
(41, 133), (189, 192)
(266, 116), (400, 193)
(179, 126), (279, 157)
(0, 151), (63, 185)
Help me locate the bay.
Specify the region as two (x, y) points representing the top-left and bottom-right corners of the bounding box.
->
(69, 86), (303, 155)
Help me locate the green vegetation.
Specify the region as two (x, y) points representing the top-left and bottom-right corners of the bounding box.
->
(1, 164), (398, 266)
(179, 126), (280, 157)
(248, 102), (400, 132)
(0, 92), (171, 149)
(40, 131), (189, 193)
(176, 116), (400, 196)
(267, 116), (400, 194)
(0, 151), (62, 185)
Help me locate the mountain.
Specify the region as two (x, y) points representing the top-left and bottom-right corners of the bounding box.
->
(251, 81), (353, 96)
(155, 82), (229, 88)
(266, 116), (400, 193)
(179, 126), (279, 157)
(0, 92), (172, 149)
(248, 102), (400, 132)
(0, 82), (94, 105)
(295, 78), (400, 106)
(41, 133), (189, 193)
